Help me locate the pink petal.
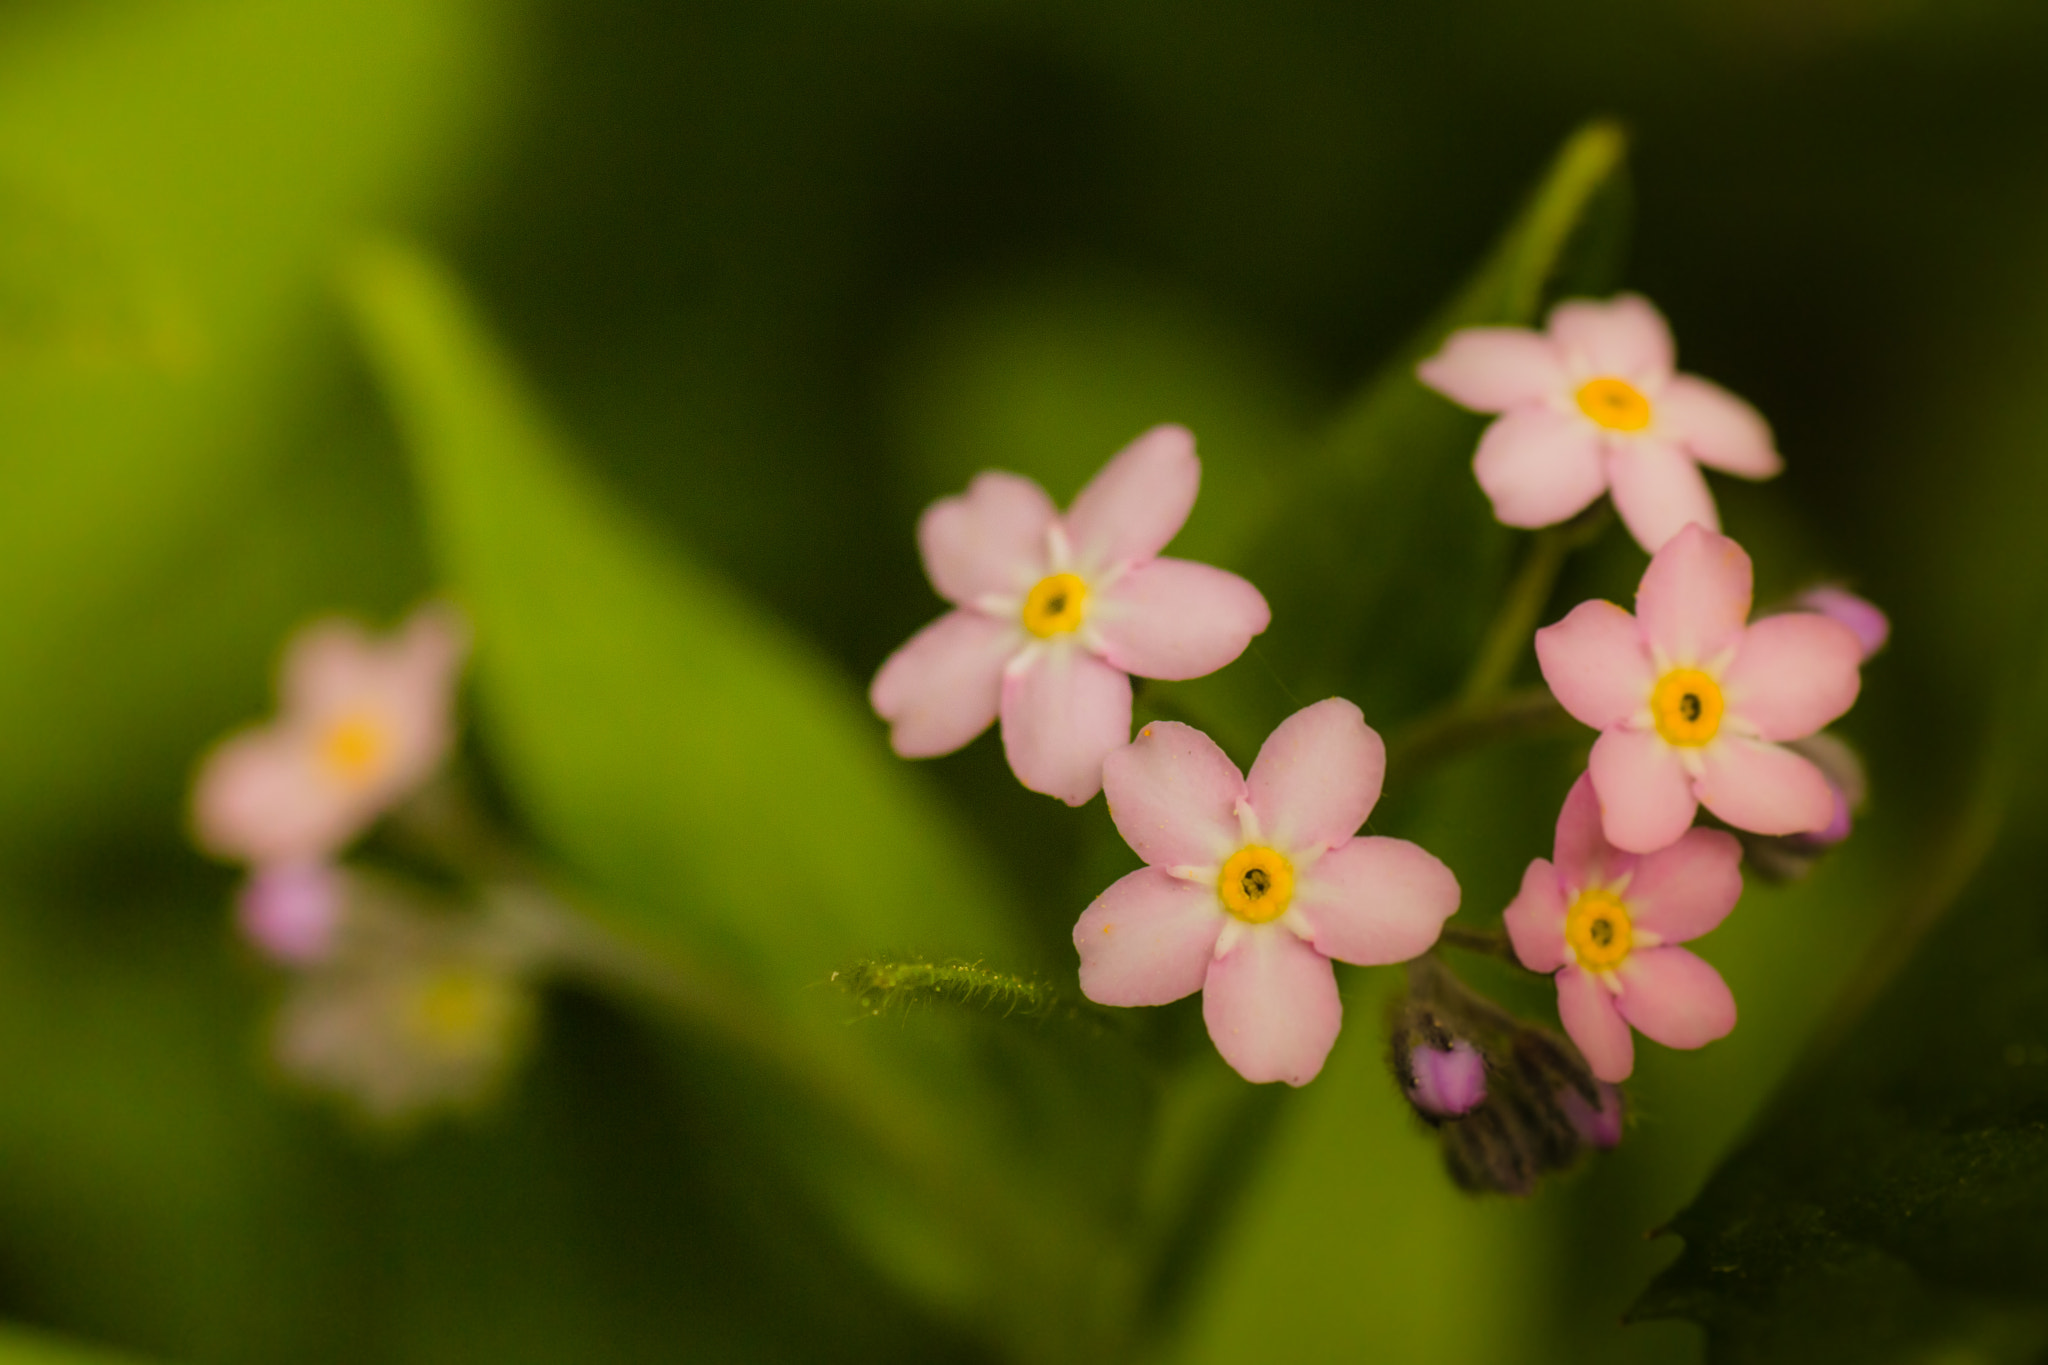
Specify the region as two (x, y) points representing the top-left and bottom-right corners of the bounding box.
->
(238, 862), (345, 965)
(1635, 523), (1753, 665)
(1626, 828), (1743, 943)
(999, 647), (1133, 806)
(1535, 600), (1655, 731)
(1614, 947), (1736, 1050)
(1201, 929), (1342, 1086)
(1694, 738), (1836, 837)
(1503, 858), (1568, 974)
(916, 471), (1056, 606)
(1062, 425), (1199, 573)
(1073, 868), (1226, 1006)
(191, 729), (359, 864)
(1588, 728), (1699, 854)
(1244, 698), (1385, 856)
(1606, 440), (1719, 553)
(1471, 408), (1610, 528)
(1551, 770), (1628, 890)
(1797, 587), (1890, 660)
(870, 610), (1017, 757)
(1294, 836), (1460, 967)
(1102, 720), (1246, 869)
(281, 618), (381, 715)
(1546, 293), (1675, 381)
(1656, 374), (1782, 478)
(1415, 327), (1569, 411)
(1556, 966), (1634, 1084)
(1093, 558), (1270, 681)
(1722, 613), (1863, 742)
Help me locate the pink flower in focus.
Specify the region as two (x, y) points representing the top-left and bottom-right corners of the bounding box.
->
(1535, 524), (1863, 854)
(1417, 293), (1782, 552)
(238, 862), (346, 965)
(193, 603), (469, 865)
(871, 426), (1270, 806)
(1074, 699), (1460, 1085)
(1505, 773), (1741, 1083)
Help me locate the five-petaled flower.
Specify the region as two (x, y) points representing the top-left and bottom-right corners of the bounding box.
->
(871, 425), (1271, 806)
(1073, 698), (1459, 1085)
(1535, 523), (1863, 854)
(192, 602), (469, 866)
(1417, 293), (1782, 552)
(1505, 773), (1741, 1083)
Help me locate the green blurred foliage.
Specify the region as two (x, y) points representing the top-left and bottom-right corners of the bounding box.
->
(0, 0), (2047, 1362)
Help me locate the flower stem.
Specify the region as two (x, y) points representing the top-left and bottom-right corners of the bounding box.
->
(1387, 685), (1573, 783)
(1460, 505), (1611, 703)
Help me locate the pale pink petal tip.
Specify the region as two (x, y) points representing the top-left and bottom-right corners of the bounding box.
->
(915, 470), (1056, 606)
(1797, 586), (1890, 660)
(1073, 869), (1223, 1007)
(999, 649), (1132, 806)
(1407, 1039), (1488, 1118)
(1202, 931), (1342, 1086)
(869, 611), (1013, 758)
(1546, 293), (1675, 379)
(1093, 558), (1269, 682)
(238, 863), (345, 965)
(1244, 698), (1385, 856)
(1415, 327), (1568, 412)
(1061, 424), (1200, 572)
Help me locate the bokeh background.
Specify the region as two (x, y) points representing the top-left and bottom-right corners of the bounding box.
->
(4, 1), (2048, 1362)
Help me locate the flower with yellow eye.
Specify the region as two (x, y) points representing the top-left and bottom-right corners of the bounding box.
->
(1535, 524), (1864, 854)
(1073, 699), (1459, 1086)
(192, 602), (469, 866)
(870, 425), (1270, 806)
(1416, 293), (1782, 552)
(1504, 773), (1741, 1083)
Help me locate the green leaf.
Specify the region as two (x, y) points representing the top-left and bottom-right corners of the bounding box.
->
(344, 238), (1023, 992)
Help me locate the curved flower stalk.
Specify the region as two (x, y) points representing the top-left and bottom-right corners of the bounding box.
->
(1073, 699), (1459, 1085)
(872, 425), (1271, 805)
(1418, 293), (1781, 552)
(1535, 524), (1864, 853)
(1505, 774), (1742, 1083)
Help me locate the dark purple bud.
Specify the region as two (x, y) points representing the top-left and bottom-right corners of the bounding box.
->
(1407, 1039), (1488, 1118)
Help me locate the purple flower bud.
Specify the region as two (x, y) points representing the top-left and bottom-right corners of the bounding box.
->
(1560, 1080), (1624, 1149)
(1407, 1039), (1488, 1118)
(238, 862), (344, 965)
(1797, 586), (1889, 661)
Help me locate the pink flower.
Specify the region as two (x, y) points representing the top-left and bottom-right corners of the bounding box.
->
(1417, 293), (1782, 552)
(238, 862), (346, 965)
(1504, 773), (1741, 1083)
(193, 603), (469, 865)
(871, 426), (1270, 806)
(1073, 699), (1460, 1085)
(1535, 524), (1863, 854)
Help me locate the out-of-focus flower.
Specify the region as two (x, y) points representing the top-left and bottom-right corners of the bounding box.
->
(871, 426), (1270, 806)
(193, 603), (469, 865)
(1535, 524), (1864, 853)
(1794, 586), (1889, 660)
(270, 884), (544, 1128)
(1417, 293), (1782, 552)
(1504, 772), (1742, 1083)
(1073, 698), (1459, 1086)
(237, 862), (345, 965)
(1404, 1035), (1488, 1119)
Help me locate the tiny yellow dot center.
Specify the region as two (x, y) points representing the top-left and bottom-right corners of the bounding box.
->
(406, 968), (512, 1054)
(1565, 889), (1633, 972)
(319, 713), (389, 784)
(1651, 667), (1724, 747)
(1575, 377), (1653, 432)
(1021, 572), (1089, 638)
(1218, 845), (1295, 924)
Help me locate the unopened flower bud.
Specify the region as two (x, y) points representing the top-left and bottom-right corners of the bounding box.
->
(1560, 1080), (1624, 1149)
(238, 862), (344, 965)
(1796, 586), (1889, 660)
(1407, 1039), (1487, 1118)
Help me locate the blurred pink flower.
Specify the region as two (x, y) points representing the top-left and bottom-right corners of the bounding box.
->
(871, 426), (1270, 806)
(1505, 773), (1741, 1083)
(238, 862), (345, 965)
(1417, 293), (1782, 552)
(1535, 524), (1863, 853)
(1073, 699), (1459, 1086)
(193, 602), (469, 865)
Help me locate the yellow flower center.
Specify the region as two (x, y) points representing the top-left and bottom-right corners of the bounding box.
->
(1218, 845), (1295, 924)
(1565, 889), (1633, 972)
(1021, 572), (1089, 638)
(1575, 377), (1653, 432)
(319, 713), (390, 784)
(1651, 667), (1724, 747)
(405, 967), (515, 1055)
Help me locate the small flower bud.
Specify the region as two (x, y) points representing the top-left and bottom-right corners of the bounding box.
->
(1796, 586), (1889, 660)
(1560, 1080), (1624, 1149)
(1407, 1038), (1487, 1118)
(238, 862), (344, 965)
(1741, 730), (1868, 879)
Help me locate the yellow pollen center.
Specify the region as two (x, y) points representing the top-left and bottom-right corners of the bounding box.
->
(406, 968), (513, 1053)
(1565, 889), (1634, 972)
(319, 714), (389, 783)
(1575, 377), (1653, 432)
(1218, 845), (1295, 924)
(1021, 572), (1089, 638)
(1651, 668), (1725, 747)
